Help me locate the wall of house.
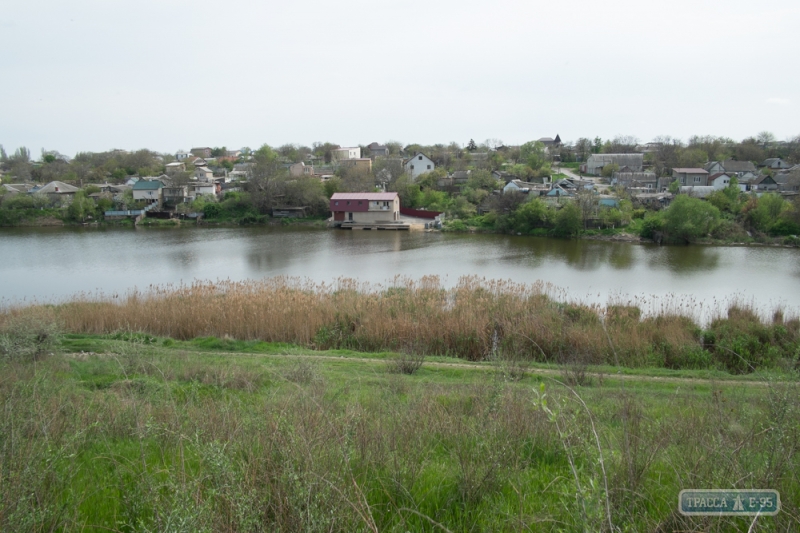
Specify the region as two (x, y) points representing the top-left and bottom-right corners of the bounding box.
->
(406, 154), (434, 180)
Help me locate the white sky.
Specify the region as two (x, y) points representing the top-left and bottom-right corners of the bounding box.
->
(2, 0), (799, 156)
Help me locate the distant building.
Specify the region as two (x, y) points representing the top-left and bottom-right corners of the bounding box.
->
(704, 160), (757, 177)
(672, 168), (709, 186)
(176, 150), (191, 161)
(132, 179), (163, 203)
(289, 162), (315, 177)
(195, 166), (214, 181)
(191, 147), (212, 158)
(581, 154), (644, 175)
(338, 158), (373, 172)
(403, 152), (435, 180)
(367, 142), (389, 157)
(331, 147), (361, 161)
(330, 192), (400, 225)
(165, 161), (186, 175)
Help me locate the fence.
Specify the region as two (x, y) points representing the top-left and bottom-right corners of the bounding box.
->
(400, 207), (443, 219)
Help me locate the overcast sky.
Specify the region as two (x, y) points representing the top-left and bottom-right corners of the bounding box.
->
(2, 0), (798, 157)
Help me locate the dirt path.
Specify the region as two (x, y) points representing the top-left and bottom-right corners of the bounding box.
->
(187, 349), (792, 388)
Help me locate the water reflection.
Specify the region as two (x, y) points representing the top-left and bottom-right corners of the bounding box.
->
(648, 245), (720, 274)
(0, 226), (797, 312)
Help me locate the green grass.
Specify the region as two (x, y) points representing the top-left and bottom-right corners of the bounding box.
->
(3, 333), (799, 531)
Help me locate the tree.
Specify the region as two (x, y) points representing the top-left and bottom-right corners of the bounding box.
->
(553, 202), (582, 237)
(651, 136), (683, 177)
(601, 163), (619, 178)
(668, 179), (680, 194)
(662, 195), (721, 243)
(593, 137), (603, 153)
(338, 165), (375, 192)
(575, 138), (592, 162)
(604, 135), (639, 153)
(519, 141), (548, 173)
(512, 198), (551, 232)
(67, 191), (97, 222)
(574, 190), (596, 229)
(466, 139), (477, 152)
(246, 145), (285, 214)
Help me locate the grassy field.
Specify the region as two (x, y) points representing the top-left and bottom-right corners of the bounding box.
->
(1, 330), (799, 532)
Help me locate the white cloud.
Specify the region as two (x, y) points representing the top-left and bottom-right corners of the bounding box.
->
(765, 98), (791, 106)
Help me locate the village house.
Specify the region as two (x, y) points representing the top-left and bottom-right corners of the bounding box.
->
(338, 158), (373, 172)
(503, 179), (550, 195)
(329, 192), (400, 225)
(132, 180), (164, 203)
(492, 170), (516, 184)
(331, 147), (361, 161)
(367, 142), (389, 157)
(188, 181), (218, 199)
(704, 160), (757, 179)
(175, 150), (190, 161)
(581, 154), (644, 175)
(751, 175), (779, 192)
(289, 162), (315, 177)
(774, 171), (800, 193)
(404, 152), (435, 180)
(612, 171), (657, 190)
(33, 181), (80, 202)
(195, 166), (214, 181)
(191, 147), (212, 158)
(761, 158), (792, 170)
(537, 135), (562, 149)
(672, 168), (709, 186)
(708, 172), (736, 189)
(165, 161), (186, 175)
(162, 185), (189, 207)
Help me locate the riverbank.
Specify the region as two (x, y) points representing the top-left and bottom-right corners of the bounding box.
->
(4, 277), (798, 374)
(1, 331), (798, 532)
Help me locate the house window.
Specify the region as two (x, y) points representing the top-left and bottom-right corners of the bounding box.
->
(680, 178), (686, 185)
(358, 201), (362, 205)
(694, 176), (701, 183)
(410, 165), (414, 170)
(419, 156), (423, 160)
(427, 165), (431, 169)
(335, 201), (339, 205)
(347, 201), (351, 205)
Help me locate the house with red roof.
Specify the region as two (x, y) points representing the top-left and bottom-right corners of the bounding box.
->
(329, 192), (400, 225)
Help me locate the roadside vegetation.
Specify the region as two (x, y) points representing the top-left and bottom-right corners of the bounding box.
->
(1, 305), (799, 531)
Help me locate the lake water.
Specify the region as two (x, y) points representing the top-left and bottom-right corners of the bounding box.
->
(1, 226), (799, 319)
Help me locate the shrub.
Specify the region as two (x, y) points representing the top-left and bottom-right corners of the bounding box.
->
(0, 310), (62, 361)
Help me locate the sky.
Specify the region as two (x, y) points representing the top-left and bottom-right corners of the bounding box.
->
(2, 0), (799, 157)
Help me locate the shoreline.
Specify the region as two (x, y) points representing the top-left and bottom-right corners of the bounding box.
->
(1, 217), (797, 247)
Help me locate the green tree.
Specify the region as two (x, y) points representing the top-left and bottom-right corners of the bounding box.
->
(601, 163), (619, 178)
(466, 139), (477, 151)
(67, 192), (97, 222)
(553, 202), (582, 237)
(512, 198), (552, 233)
(662, 195), (721, 243)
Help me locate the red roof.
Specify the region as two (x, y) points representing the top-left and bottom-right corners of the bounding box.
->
(330, 192), (398, 201)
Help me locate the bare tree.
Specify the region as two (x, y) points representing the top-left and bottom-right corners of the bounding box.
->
(246, 145), (286, 213)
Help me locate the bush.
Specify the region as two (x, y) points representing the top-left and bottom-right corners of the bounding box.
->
(552, 202), (582, 237)
(662, 195), (720, 243)
(0, 310), (62, 361)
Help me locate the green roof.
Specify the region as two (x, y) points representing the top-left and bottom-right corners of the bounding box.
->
(132, 180), (163, 190)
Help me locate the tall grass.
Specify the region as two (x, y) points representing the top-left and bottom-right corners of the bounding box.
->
(1, 345), (799, 531)
(3, 276), (798, 372)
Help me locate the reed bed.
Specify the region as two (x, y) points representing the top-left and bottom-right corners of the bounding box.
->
(3, 276), (798, 372)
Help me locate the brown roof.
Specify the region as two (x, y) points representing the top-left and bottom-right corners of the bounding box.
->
(672, 168), (708, 174)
